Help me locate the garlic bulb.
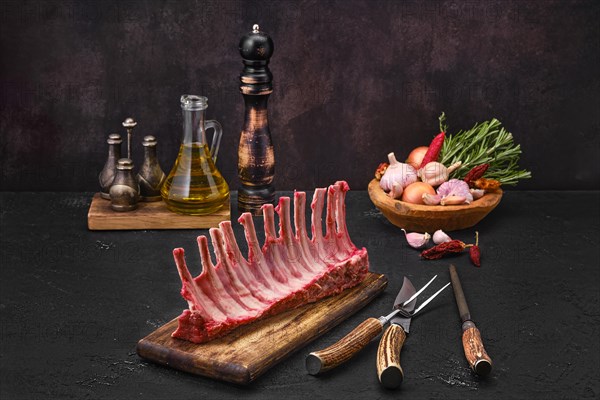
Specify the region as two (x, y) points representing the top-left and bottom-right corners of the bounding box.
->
(379, 152), (418, 192)
(419, 161), (462, 187)
(433, 230), (452, 244)
(436, 179), (473, 204)
(401, 229), (431, 249)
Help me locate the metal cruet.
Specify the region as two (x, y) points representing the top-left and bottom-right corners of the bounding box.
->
(110, 158), (140, 211)
(99, 133), (122, 199)
(137, 135), (166, 201)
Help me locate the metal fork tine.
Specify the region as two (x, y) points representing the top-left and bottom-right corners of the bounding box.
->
(411, 282), (452, 317)
(402, 275), (437, 307)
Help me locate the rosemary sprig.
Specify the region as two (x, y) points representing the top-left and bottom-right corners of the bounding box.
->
(439, 117), (531, 185)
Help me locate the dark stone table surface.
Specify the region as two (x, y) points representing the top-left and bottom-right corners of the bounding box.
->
(1, 191), (598, 399)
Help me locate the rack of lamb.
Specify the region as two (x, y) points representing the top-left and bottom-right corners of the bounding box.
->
(171, 181), (370, 343)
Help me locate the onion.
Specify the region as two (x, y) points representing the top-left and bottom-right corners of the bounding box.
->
(406, 146), (428, 170)
(401, 182), (436, 204)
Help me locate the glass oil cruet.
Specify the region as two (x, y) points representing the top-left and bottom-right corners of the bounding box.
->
(161, 95), (230, 215)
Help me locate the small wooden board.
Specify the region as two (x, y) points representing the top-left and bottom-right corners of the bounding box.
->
(136, 272), (388, 384)
(87, 193), (230, 230)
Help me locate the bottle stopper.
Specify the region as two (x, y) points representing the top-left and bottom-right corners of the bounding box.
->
(116, 158), (134, 170)
(142, 135), (157, 147)
(107, 133), (122, 145)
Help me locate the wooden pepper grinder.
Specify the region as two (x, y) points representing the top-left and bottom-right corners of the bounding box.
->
(237, 24), (275, 214)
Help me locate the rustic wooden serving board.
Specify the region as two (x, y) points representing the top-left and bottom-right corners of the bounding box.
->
(137, 272), (388, 384)
(87, 193), (230, 230)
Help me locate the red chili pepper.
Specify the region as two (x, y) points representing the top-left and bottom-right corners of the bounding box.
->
(421, 240), (467, 260)
(419, 132), (445, 169)
(470, 231), (481, 267)
(464, 164), (489, 187)
(419, 113), (447, 169)
(470, 246), (481, 267)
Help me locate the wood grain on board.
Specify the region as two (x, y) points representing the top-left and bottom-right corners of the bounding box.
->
(137, 272), (388, 384)
(87, 193), (230, 230)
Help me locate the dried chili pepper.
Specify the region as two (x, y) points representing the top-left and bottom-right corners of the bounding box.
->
(418, 113), (447, 169)
(375, 162), (389, 180)
(419, 132), (445, 169)
(421, 240), (467, 260)
(464, 164), (489, 187)
(473, 178), (501, 191)
(470, 231), (481, 267)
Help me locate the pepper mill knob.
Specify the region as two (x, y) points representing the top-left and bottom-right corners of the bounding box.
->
(122, 117), (137, 159)
(239, 24), (274, 64)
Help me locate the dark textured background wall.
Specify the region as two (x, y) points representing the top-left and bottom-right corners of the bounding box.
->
(1, 0), (598, 191)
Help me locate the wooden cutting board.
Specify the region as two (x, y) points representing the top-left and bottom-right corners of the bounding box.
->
(137, 272), (387, 384)
(88, 193), (231, 230)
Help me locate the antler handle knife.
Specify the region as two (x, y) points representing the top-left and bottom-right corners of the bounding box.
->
(449, 264), (492, 376)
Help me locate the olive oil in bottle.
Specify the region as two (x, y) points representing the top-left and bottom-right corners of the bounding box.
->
(161, 95), (230, 215)
(162, 142), (229, 214)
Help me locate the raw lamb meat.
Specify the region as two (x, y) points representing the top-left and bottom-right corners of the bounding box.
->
(171, 181), (369, 343)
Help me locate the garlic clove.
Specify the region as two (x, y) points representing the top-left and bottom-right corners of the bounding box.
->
(422, 192), (442, 205)
(433, 229), (452, 244)
(389, 182), (404, 199)
(470, 188), (485, 199)
(440, 195), (467, 205)
(401, 229), (431, 249)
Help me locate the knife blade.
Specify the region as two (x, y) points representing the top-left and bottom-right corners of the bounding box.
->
(449, 264), (493, 376)
(376, 277), (416, 388)
(305, 277), (417, 376)
(390, 277), (417, 332)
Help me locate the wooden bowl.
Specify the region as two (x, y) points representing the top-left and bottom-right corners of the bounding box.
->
(367, 179), (502, 232)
